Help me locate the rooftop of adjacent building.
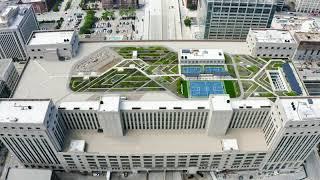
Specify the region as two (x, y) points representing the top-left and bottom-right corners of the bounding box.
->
(6, 168), (53, 180)
(28, 30), (75, 45)
(0, 58), (12, 81)
(271, 14), (320, 33)
(294, 61), (320, 81)
(180, 49), (225, 60)
(63, 128), (267, 153)
(250, 29), (296, 43)
(0, 4), (32, 29)
(205, 0), (274, 4)
(294, 32), (320, 41)
(0, 99), (51, 124)
(278, 97), (320, 122)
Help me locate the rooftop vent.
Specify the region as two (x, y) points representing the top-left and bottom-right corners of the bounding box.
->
(307, 99), (313, 104)
(227, 100), (230, 103)
(8, 117), (18, 123)
(100, 101), (104, 104)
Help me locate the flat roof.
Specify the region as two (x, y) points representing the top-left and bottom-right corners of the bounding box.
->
(28, 31), (74, 45)
(250, 29), (296, 43)
(279, 97), (320, 122)
(180, 49), (225, 60)
(120, 99), (210, 110)
(0, 58), (12, 81)
(231, 99), (272, 109)
(67, 140), (85, 152)
(294, 32), (320, 41)
(6, 168), (52, 180)
(63, 128), (268, 153)
(0, 99), (50, 124)
(0, 4), (31, 29)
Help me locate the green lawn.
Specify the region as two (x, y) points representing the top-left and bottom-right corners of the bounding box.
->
(176, 78), (189, 98)
(224, 80), (240, 98)
(227, 65), (236, 78)
(224, 54), (233, 64)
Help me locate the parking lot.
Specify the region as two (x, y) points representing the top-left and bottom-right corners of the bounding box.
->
(92, 11), (144, 40)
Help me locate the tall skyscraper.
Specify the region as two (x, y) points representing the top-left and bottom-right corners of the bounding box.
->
(0, 4), (38, 60)
(198, 0), (276, 40)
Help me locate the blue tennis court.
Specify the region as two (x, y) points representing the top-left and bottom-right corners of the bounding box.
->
(190, 81), (225, 97)
(204, 67), (225, 74)
(182, 66), (227, 77)
(181, 66), (201, 75)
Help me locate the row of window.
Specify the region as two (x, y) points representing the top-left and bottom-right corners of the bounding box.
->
(258, 46), (293, 50)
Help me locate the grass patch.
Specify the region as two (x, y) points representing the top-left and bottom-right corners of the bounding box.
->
(227, 65), (236, 78)
(224, 80), (240, 98)
(224, 54), (232, 64)
(176, 78), (189, 98)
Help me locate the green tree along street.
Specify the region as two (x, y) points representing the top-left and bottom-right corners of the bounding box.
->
(65, 0), (72, 11)
(79, 10), (96, 34)
(53, 0), (63, 12)
(184, 17), (191, 27)
(101, 10), (115, 20)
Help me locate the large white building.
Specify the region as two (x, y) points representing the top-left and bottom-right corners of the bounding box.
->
(0, 95), (319, 174)
(0, 59), (19, 98)
(179, 49), (225, 65)
(295, 0), (320, 13)
(26, 30), (80, 61)
(0, 5), (38, 60)
(246, 29), (297, 59)
(198, 0), (276, 40)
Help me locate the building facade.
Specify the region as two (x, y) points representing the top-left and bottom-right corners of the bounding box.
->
(19, 0), (56, 14)
(295, 0), (320, 13)
(0, 59), (19, 98)
(292, 32), (320, 61)
(199, 0), (276, 40)
(26, 30), (79, 61)
(0, 96), (320, 174)
(246, 29), (297, 59)
(101, 0), (139, 9)
(179, 49), (225, 65)
(0, 5), (38, 60)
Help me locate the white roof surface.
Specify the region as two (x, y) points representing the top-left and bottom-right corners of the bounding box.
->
(64, 128), (267, 153)
(180, 49), (225, 60)
(28, 31), (74, 45)
(222, 139), (239, 151)
(0, 100), (50, 124)
(251, 29), (296, 43)
(279, 97), (320, 122)
(68, 140), (85, 152)
(7, 168), (52, 180)
(231, 99), (271, 109)
(120, 99), (210, 110)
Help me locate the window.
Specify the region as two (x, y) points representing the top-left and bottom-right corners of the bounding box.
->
(40, 56), (43, 59)
(63, 48), (67, 50)
(31, 49), (35, 51)
(37, 49), (41, 51)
